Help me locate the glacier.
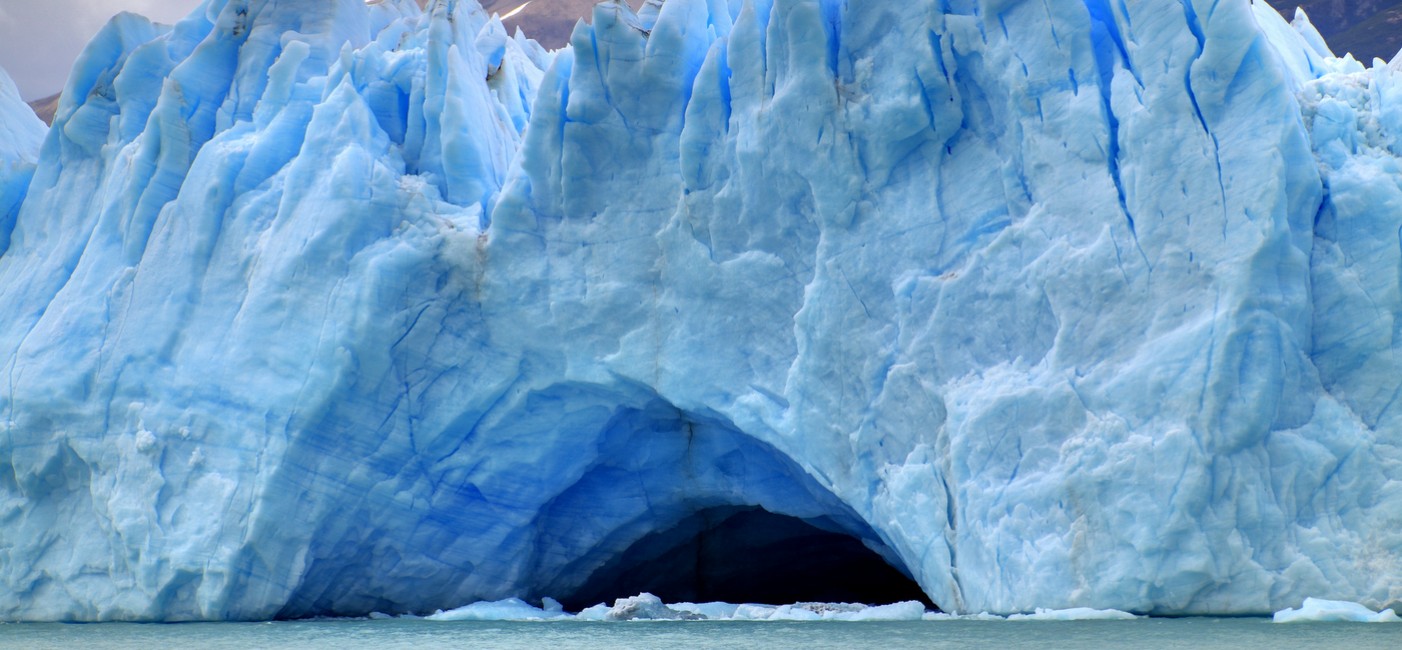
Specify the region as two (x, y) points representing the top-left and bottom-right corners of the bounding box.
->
(0, 0), (1401, 621)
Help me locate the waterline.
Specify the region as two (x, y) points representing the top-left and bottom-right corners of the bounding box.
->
(3, 617), (1401, 650)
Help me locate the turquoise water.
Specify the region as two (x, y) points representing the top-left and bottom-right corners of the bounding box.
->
(2, 618), (1400, 649)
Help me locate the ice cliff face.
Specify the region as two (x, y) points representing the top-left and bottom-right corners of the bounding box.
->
(0, 0), (1400, 621)
(0, 66), (45, 256)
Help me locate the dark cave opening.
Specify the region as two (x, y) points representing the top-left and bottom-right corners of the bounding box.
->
(559, 506), (936, 612)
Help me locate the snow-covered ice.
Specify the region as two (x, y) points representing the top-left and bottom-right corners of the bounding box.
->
(430, 593), (931, 621)
(659, 599), (928, 622)
(427, 597), (570, 621)
(422, 593), (1135, 622)
(1005, 608), (1140, 621)
(579, 593), (706, 621)
(0, 0), (1401, 622)
(1272, 598), (1401, 623)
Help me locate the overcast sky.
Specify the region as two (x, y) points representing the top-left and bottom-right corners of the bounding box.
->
(0, 0), (204, 101)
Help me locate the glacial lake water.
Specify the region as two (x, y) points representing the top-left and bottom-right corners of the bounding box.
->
(2, 617), (1400, 650)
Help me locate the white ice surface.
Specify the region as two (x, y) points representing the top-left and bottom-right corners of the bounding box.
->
(427, 597), (569, 621)
(433, 594), (931, 621)
(421, 593), (1138, 622)
(1005, 608), (1140, 621)
(1272, 598), (1402, 623)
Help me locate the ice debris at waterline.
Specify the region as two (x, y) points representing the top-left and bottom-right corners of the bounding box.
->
(421, 594), (1134, 622)
(2, 0), (1402, 623)
(425, 597), (571, 621)
(1272, 598), (1402, 623)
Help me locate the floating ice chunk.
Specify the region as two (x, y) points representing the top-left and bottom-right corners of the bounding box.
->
(844, 602), (930, 621)
(574, 603), (610, 621)
(670, 602), (742, 619)
(1006, 608), (1140, 621)
(633, 598), (927, 621)
(759, 601), (928, 621)
(729, 604), (781, 620)
(918, 608), (1137, 621)
(596, 593), (705, 621)
(426, 598), (571, 621)
(922, 611), (1005, 621)
(1273, 598), (1401, 623)
(503, 595), (933, 622)
(778, 602), (866, 620)
(409, 594), (1149, 623)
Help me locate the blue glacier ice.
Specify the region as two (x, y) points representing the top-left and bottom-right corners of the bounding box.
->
(0, 65), (46, 256)
(1, 0), (1401, 621)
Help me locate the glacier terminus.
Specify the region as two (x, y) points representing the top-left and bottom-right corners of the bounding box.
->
(0, 0), (1400, 621)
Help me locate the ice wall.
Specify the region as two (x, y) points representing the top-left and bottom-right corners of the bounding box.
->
(0, 0), (551, 620)
(0, 0), (1400, 621)
(483, 0), (1400, 615)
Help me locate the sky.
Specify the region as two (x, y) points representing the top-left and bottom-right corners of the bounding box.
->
(0, 0), (205, 101)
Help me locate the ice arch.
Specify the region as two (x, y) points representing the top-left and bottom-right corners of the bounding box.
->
(496, 386), (931, 610)
(254, 381), (933, 619)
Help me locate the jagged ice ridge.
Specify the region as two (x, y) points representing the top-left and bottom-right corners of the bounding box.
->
(0, 0), (1400, 621)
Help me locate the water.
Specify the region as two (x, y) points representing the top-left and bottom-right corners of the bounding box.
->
(1, 618), (1399, 650)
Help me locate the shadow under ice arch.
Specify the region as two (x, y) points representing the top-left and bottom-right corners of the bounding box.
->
(498, 383), (934, 611)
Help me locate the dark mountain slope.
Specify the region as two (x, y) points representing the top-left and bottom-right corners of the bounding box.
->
(25, 93), (58, 126)
(1267, 0), (1402, 62)
(1327, 4), (1402, 62)
(483, 0), (639, 50)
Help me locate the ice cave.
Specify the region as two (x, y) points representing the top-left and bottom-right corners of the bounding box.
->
(560, 506), (933, 611)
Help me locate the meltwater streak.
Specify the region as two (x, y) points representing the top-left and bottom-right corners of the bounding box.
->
(2, 618), (1402, 650)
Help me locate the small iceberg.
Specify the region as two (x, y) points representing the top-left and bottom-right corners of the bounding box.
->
(419, 593), (1149, 623)
(689, 600), (928, 621)
(573, 594), (929, 621)
(920, 608), (1138, 621)
(577, 593), (705, 621)
(1273, 598), (1401, 623)
(1006, 608), (1140, 621)
(412, 591), (1160, 621)
(427, 597), (570, 621)
(426, 593), (932, 622)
